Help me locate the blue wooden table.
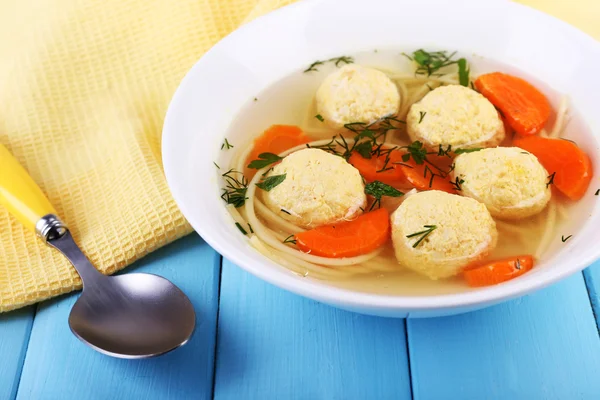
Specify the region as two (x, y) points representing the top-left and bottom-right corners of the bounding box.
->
(2, 234), (600, 399)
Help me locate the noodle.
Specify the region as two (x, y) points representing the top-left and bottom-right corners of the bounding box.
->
(550, 96), (569, 138)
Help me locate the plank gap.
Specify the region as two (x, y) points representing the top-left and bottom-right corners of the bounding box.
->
(13, 304), (38, 400)
(582, 269), (600, 336)
(403, 319), (415, 400)
(211, 255), (224, 400)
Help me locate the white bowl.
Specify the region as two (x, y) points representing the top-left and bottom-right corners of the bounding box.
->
(163, 0), (600, 317)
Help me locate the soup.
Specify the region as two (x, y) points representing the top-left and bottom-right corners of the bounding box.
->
(216, 49), (595, 296)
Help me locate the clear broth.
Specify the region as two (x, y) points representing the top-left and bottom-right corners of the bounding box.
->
(222, 50), (596, 296)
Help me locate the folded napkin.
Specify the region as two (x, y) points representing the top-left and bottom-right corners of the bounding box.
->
(0, 0), (597, 312)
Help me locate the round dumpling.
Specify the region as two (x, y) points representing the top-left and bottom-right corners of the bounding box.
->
(316, 64), (400, 128)
(391, 190), (497, 280)
(262, 148), (366, 228)
(407, 85), (505, 149)
(453, 147), (551, 220)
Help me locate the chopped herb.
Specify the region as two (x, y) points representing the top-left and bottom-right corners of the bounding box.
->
(280, 209), (291, 215)
(470, 81), (478, 91)
(437, 144), (452, 158)
(221, 169), (248, 208)
(454, 148), (482, 155)
(329, 56), (354, 67)
(256, 174), (286, 191)
(355, 141), (373, 159)
(247, 152), (283, 169)
(315, 114), (325, 122)
(283, 235), (297, 245)
(458, 58), (470, 87)
(248, 224), (254, 234)
(595, 189), (600, 196)
(235, 222), (248, 235)
(304, 60), (324, 73)
(418, 111), (427, 123)
(254, 97), (258, 102)
(392, 162), (414, 169)
(364, 181), (404, 211)
(547, 172), (556, 188)
(423, 165), (436, 188)
(221, 138), (234, 150)
(262, 166), (274, 177)
(406, 225), (437, 248)
(515, 258), (522, 270)
(562, 235), (572, 243)
(359, 206), (365, 212)
(405, 49), (459, 77)
(303, 56), (354, 73)
(213, 161), (220, 169)
(451, 177), (465, 191)
(521, 151), (530, 155)
(401, 141), (427, 164)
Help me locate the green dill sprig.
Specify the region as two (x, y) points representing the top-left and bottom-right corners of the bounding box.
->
(418, 111), (427, 123)
(454, 147), (483, 155)
(458, 58), (470, 87)
(235, 222), (248, 235)
(221, 138), (234, 150)
(403, 49), (458, 77)
(221, 169), (248, 208)
(315, 114), (324, 122)
(562, 235), (572, 243)
(451, 177), (465, 191)
(283, 235), (297, 245)
(406, 225), (437, 248)
(547, 172), (556, 188)
(364, 181), (404, 211)
(304, 56), (354, 73)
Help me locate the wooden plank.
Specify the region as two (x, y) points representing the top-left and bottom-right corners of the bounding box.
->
(212, 260), (412, 400)
(15, 235), (221, 400)
(583, 261), (600, 332)
(408, 273), (600, 400)
(0, 306), (35, 400)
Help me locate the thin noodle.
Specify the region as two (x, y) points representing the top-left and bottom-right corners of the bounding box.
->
(550, 96), (569, 138)
(535, 201), (557, 259)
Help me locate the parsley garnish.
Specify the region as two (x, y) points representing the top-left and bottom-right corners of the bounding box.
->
(315, 114), (325, 122)
(355, 141), (373, 159)
(283, 235), (297, 245)
(454, 148), (482, 155)
(458, 58), (469, 87)
(213, 161), (220, 169)
(401, 141), (427, 164)
(547, 172), (556, 188)
(221, 138), (234, 150)
(364, 181), (404, 211)
(221, 169), (248, 208)
(304, 56), (354, 73)
(562, 235), (572, 243)
(406, 225), (437, 248)
(247, 152), (283, 170)
(418, 111), (427, 124)
(235, 222), (248, 235)
(256, 174), (286, 191)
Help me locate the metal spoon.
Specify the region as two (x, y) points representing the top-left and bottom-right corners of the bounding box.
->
(0, 144), (195, 359)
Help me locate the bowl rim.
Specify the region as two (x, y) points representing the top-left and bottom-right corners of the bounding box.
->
(163, 0), (600, 312)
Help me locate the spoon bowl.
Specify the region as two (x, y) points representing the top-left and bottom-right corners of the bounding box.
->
(69, 273), (195, 358)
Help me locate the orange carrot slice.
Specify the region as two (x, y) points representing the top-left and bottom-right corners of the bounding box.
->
(348, 148), (407, 185)
(475, 72), (551, 136)
(513, 135), (593, 200)
(398, 154), (457, 194)
(295, 208), (390, 258)
(245, 125), (310, 177)
(463, 255), (534, 287)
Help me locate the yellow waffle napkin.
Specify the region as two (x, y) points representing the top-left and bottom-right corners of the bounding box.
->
(0, 0), (597, 312)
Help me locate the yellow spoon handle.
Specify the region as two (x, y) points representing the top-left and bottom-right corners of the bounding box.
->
(0, 143), (67, 240)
